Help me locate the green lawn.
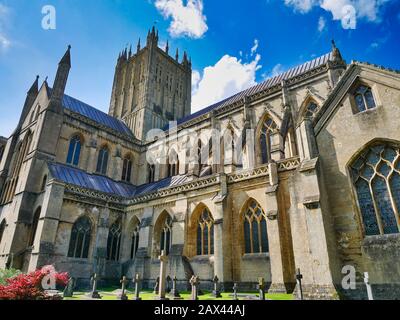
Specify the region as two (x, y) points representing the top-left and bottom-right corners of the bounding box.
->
(64, 288), (293, 301)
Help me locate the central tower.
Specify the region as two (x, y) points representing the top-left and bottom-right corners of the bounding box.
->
(109, 27), (192, 141)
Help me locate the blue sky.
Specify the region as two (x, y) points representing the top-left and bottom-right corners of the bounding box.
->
(0, 0), (399, 137)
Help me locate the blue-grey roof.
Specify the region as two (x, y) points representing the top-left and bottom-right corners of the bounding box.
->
(48, 162), (189, 199)
(48, 162), (137, 198)
(172, 52), (334, 128)
(47, 87), (133, 137)
(62, 94), (133, 137)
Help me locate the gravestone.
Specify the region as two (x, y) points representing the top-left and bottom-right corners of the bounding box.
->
(166, 276), (172, 293)
(169, 275), (182, 300)
(134, 273), (142, 301)
(257, 277), (266, 301)
(63, 277), (75, 298)
(89, 273), (101, 299)
(233, 283), (239, 301)
(212, 275), (222, 298)
(118, 276), (129, 301)
(295, 268), (304, 300)
(157, 250), (169, 300)
(190, 276), (200, 300)
(364, 272), (374, 301)
(153, 277), (160, 294)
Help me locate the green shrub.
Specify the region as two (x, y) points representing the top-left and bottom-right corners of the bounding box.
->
(0, 268), (21, 286)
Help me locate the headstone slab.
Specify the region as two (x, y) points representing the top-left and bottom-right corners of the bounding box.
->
(63, 277), (75, 298)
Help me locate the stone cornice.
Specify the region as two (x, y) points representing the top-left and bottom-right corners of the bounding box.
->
(129, 175), (220, 205)
(172, 64), (332, 134)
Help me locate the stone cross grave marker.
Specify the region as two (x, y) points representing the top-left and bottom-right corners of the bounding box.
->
(169, 275), (182, 300)
(157, 250), (169, 300)
(90, 273), (101, 299)
(166, 276), (172, 293)
(258, 277), (266, 300)
(190, 276), (200, 300)
(212, 275), (222, 298)
(233, 283), (239, 300)
(118, 276), (129, 300)
(364, 272), (374, 301)
(134, 273), (142, 301)
(295, 268), (304, 300)
(63, 277), (75, 298)
(153, 277), (160, 294)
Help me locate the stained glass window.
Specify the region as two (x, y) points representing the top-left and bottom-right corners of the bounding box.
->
(354, 85), (376, 113)
(305, 102), (319, 118)
(243, 200), (269, 254)
(350, 144), (400, 236)
(66, 135), (82, 166)
(260, 117), (278, 164)
(96, 146), (109, 175)
(107, 219), (122, 261)
(68, 216), (92, 259)
(196, 208), (214, 256)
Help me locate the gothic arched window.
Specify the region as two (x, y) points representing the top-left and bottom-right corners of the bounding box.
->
(0, 145), (4, 164)
(160, 215), (172, 256)
(107, 219), (122, 261)
(148, 164), (155, 183)
(305, 102), (318, 118)
(130, 225), (140, 259)
(41, 175), (47, 192)
(68, 216), (92, 259)
(0, 220), (6, 246)
(0, 132), (32, 205)
(66, 135), (82, 166)
(29, 207), (41, 247)
(168, 150), (179, 177)
(122, 155), (133, 182)
(243, 200), (269, 254)
(354, 85), (376, 113)
(197, 140), (204, 171)
(260, 117), (278, 164)
(196, 208), (214, 256)
(96, 146), (109, 175)
(350, 144), (400, 236)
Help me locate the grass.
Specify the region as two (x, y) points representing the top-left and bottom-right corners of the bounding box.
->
(64, 288), (293, 301)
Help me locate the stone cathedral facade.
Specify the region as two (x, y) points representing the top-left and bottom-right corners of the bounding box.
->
(0, 28), (399, 299)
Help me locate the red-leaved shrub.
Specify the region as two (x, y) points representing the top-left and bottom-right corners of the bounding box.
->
(0, 265), (69, 300)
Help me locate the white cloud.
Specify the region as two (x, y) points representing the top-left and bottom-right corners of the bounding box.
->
(155, 0), (208, 38)
(284, 0), (317, 13)
(318, 16), (327, 32)
(0, 33), (10, 50)
(262, 63), (286, 80)
(191, 43), (262, 112)
(284, 0), (391, 29)
(0, 4), (11, 51)
(251, 39), (259, 56)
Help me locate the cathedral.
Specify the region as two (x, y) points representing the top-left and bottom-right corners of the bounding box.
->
(0, 27), (399, 300)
